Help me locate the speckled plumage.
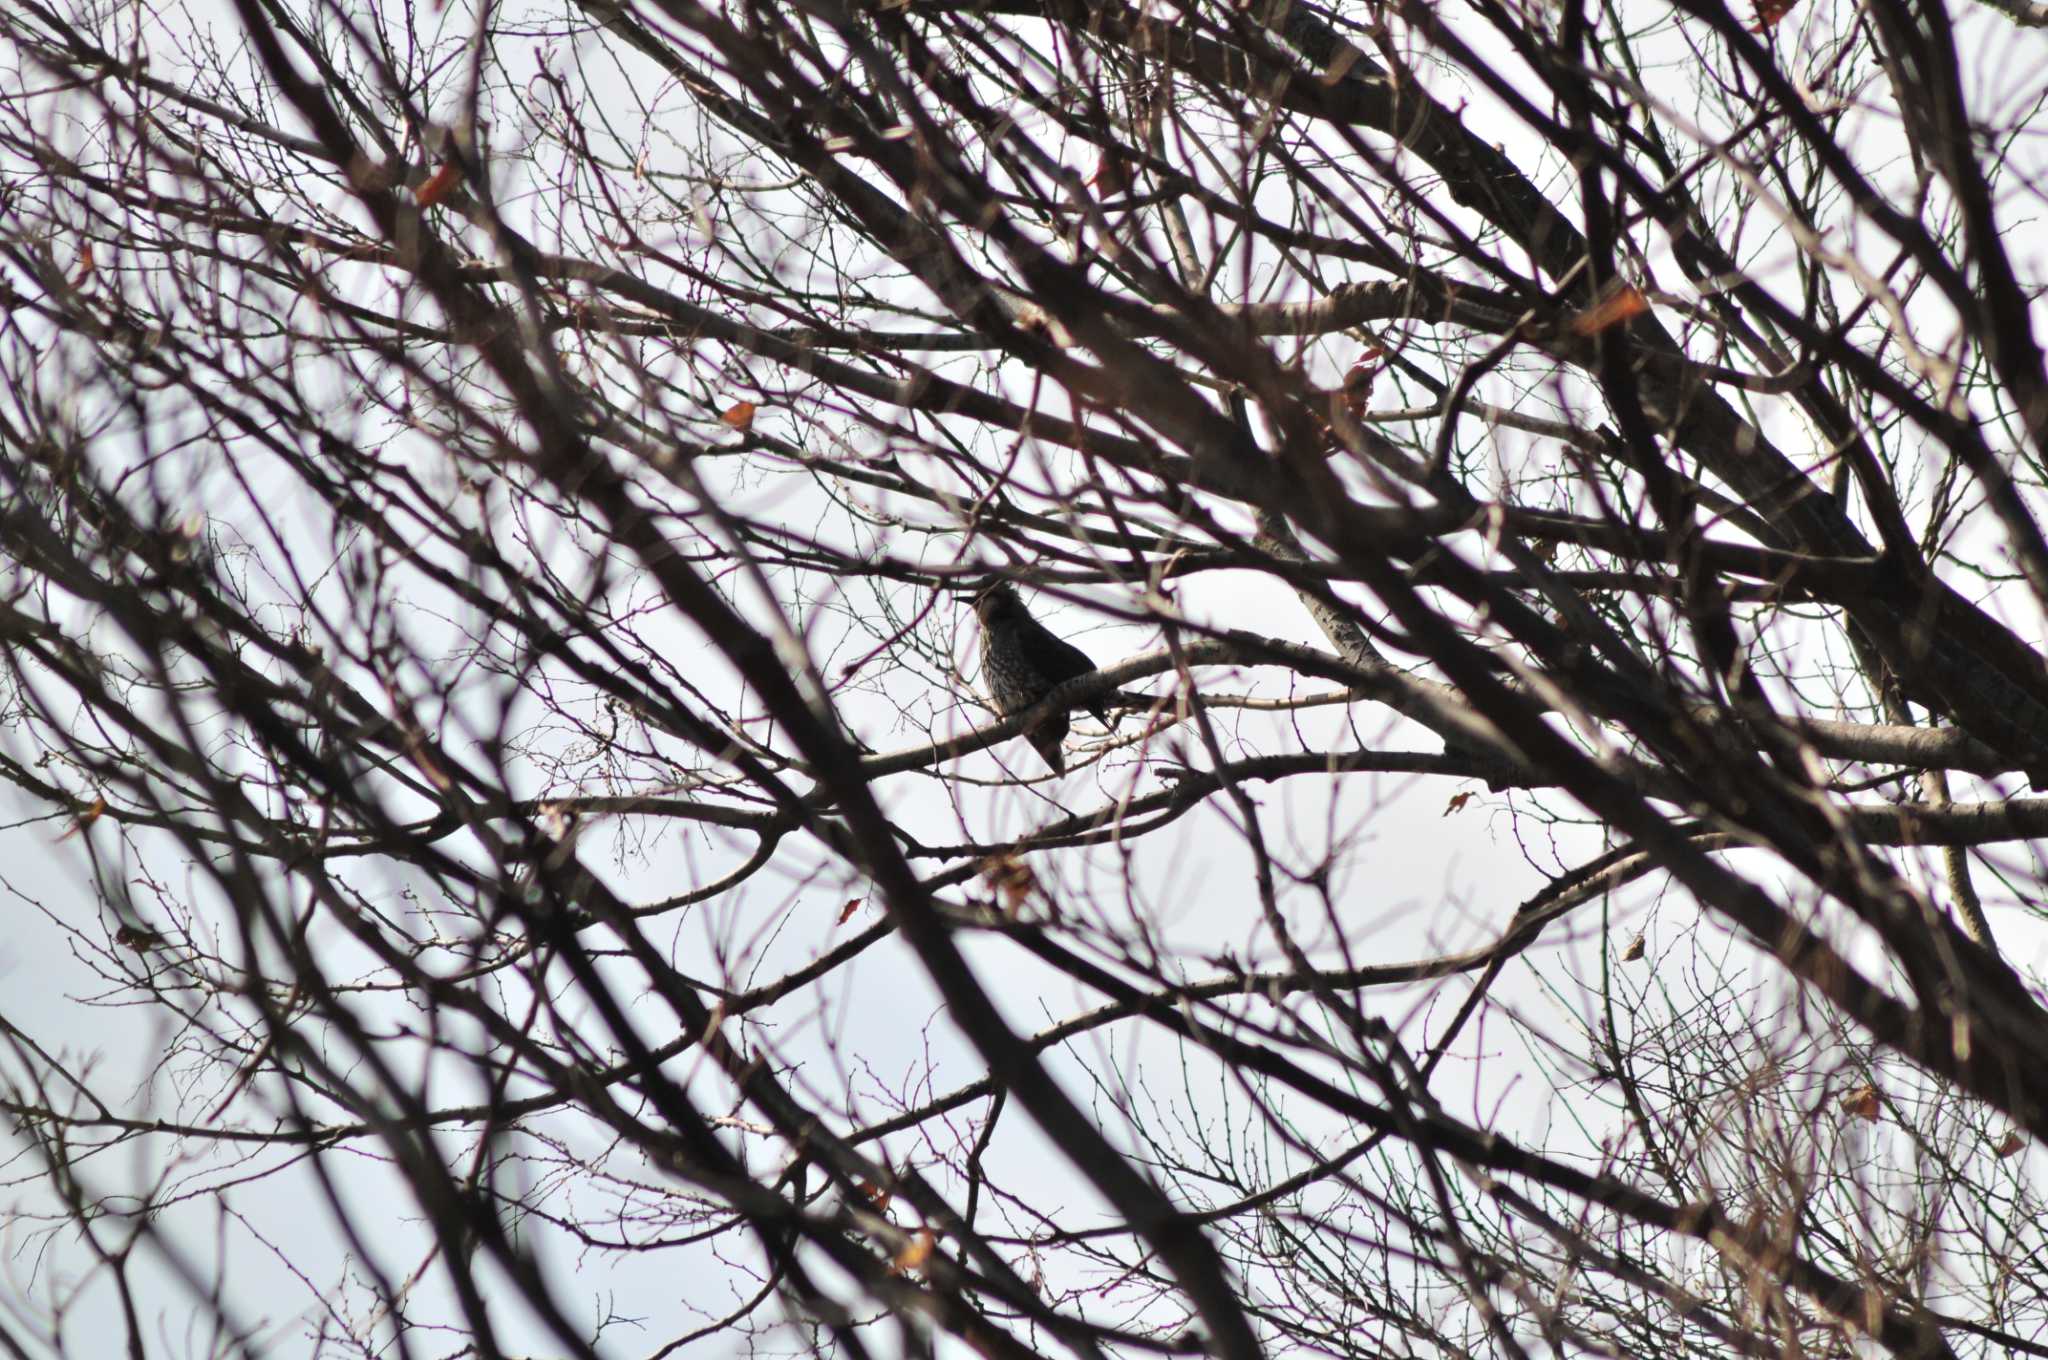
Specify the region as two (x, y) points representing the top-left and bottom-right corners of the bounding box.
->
(972, 581), (1111, 774)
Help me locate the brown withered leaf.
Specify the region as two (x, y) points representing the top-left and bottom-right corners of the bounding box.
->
(1994, 1130), (2025, 1159)
(414, 162), (462, 207)
(1619, 933), (1646, 963)
(114, 924), (166, 952)
(837, 898), (864, 926)
(1749, 0), (1798, 30)
(1341, 353), (1382, 416)
(720, 401), (757, 432)
(890, 1227), (936, 1274)
(1087, 151), (1128, 197)
(56, 796), (106, 842)
(72, 243), (96, 285)
(1442, 791), (1473, 816)
(1568, 285), (1650, 336)
(1840, 1084), (1881, 1122)
(856, 1179), (893, 1214)
(981, 852), (1037, 914)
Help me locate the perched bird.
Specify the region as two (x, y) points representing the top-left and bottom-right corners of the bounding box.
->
(971, 580), (1112, 774)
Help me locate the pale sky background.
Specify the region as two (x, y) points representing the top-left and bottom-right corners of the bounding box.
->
(3, 0), (2047, 1356)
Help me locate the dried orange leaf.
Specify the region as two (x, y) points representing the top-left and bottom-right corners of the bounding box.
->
(720, 401), (757, 432)
(1619, 933), (1646, 963)
(981, 853), (1036, 913)
(414, 162), (461, 207)
(1994, 1130), (2025, 1159)
(1748, 0), (1797, 30)
(72, 243), (96, 285)
(1840, 1084), (1881, 1122)
(1088, 151), (1128, 197)
(891, 1227), (935, 1274)
(1442, 791), (1473, 816)
(857, 1179), (893, 1213)
(837, 898), (864, 926)
(57, 796), (106, 841)
(1568, 285), (1650, 336)
(1341, 360), (1379, 416)
(114, 923), (165, 952)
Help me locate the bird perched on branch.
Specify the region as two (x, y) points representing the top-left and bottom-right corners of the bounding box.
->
(971, 580), (1112, 774)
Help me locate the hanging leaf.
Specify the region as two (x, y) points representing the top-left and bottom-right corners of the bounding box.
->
(1442, 791), (1473, 816)
(981, 852), (1036, 914)
(890, 1227), (936, 1274)
(1568, 285), (1650, 336)
(1749, 0), (1798, 31)
(1994, 1130), (2025, 1159)
(1840, 1084), (1881, 1122)
(1619, 933), (1646, 963)
(1342, 355), (1381, 416)
(56, 795), (106, 841)
(415, 162), (462, 207)
(1088, 151), (1129, 197)
(721, 401), (757, 432)
(114, 923), (166, 952)
(836, 897), (864, 926)
(72, 243), (96, 285)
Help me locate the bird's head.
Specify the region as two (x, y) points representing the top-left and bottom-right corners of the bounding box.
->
(968, 577), (1023, 622)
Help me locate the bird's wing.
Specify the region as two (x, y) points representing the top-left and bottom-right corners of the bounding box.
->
(1026, 621), (1099, 684)
(1024, 622), (1114, 726)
